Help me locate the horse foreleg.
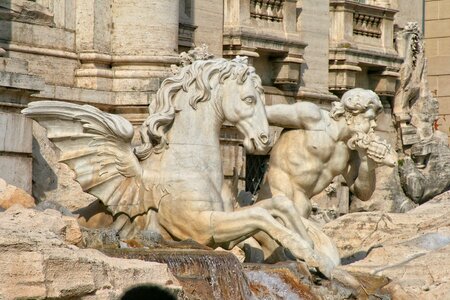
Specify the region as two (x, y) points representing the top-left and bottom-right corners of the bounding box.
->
(209, 207), (320, 267)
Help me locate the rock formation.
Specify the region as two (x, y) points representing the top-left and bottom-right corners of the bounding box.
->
(324, 191), (450, 299)
(0, 205), (180, 299)
(393, 22), (450, 204)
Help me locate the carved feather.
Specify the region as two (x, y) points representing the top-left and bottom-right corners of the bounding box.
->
(22, 101), (154, 217)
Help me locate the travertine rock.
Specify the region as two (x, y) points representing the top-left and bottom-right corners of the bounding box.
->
(398, 138), (450, 204)
(0, 177), (35, 209)
(0, 206), (180, 299)
(324, 191), (450, 299)
(349, 165), (417, 213)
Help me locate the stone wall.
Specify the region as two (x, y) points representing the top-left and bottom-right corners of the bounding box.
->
(297, 0), (338, 105)
(393, 0), (424, 30)
(425, 0), (450, 143)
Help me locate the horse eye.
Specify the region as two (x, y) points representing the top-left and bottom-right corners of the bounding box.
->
(243, 97), (255, 105)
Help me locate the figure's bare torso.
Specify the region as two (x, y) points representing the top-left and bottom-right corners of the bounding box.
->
(267, 128), (350, 199)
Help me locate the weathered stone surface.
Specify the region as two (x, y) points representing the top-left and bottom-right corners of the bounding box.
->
(0, 155), (33, 194)
(350, 165), (417, 213)
(32, 122), (96, 210)
(0, 112), (32, 153)
(0, 206), (181, 299)
(324, 191), (450, 298)
(398, 138), (450, 204)
(0, 177), (35, 209)
(0, 0), (54, 26)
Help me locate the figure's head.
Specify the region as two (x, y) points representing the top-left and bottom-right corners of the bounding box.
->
(330, 88), (382, 134)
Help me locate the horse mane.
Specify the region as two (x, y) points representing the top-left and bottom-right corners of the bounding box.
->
(136, 57), (263, 158)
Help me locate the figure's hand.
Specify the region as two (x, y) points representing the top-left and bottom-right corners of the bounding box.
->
(367, 139), (389, 163)
(347, 133), (396, 167)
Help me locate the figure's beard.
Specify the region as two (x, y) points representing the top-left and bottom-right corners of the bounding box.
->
(347, 131), (397, 167)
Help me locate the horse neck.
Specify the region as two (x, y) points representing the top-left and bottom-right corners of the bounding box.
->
(167, 94), (224, 154)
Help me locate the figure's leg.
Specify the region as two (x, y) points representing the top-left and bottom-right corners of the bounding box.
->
(293, 190), (313, 218)
(250, 196), (340, 272)
(211, 207), (341, 277)
(302, 217), (341, 268)
(250, 195), (313, 248)
(158, 194), (337, 277)
(286, 191), (341, 271)
(210, 207), (313, 251)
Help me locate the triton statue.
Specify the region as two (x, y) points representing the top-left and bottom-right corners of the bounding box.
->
(256, 88), (396, 264)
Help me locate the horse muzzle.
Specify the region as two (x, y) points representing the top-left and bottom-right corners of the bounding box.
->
(245, 132), (271, 154)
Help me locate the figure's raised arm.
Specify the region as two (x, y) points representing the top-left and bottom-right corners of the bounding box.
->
(342, 151), (377, 201)
(265, 101), (323, 129)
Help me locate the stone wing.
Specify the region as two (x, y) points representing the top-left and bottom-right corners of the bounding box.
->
(22, 101), (154, 218)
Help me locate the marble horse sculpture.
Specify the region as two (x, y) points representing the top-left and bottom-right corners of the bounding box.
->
(23, 55), (337, 276)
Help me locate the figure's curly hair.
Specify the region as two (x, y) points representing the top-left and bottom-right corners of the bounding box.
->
(135, 57), (263, 159)
(330, 88), (382, 121)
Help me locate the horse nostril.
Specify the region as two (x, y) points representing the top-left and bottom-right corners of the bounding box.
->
(259, 133), (269, 145)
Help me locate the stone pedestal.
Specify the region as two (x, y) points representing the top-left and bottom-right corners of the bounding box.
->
(0, 54), (45, 193)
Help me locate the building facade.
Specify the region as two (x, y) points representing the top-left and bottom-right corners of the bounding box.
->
(425, 0), (450, 142)
(0, 0), (430, 204)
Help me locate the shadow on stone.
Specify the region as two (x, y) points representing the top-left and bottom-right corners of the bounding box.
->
(31, 136), (58, 201)
(120, 284), (176, 300)
(341, 251), (368, 265)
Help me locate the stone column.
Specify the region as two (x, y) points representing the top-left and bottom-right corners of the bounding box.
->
(111, 0), (180, 92)
(297, 0), (338, 104)
(75, 0), (113, 90)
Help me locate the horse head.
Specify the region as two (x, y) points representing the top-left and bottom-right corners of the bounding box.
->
(220, 58), (270, 154)
(138, 56), (270, 156)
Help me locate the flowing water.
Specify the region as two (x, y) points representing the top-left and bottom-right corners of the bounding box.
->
(101, 248), (321, 299)
(102, 248), (254, 299)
